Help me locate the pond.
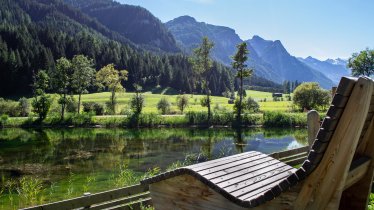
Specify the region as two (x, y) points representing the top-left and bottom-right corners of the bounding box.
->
(0, 128), (307, 209)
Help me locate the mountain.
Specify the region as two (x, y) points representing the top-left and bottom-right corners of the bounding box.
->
(0, 0), (234, 96)
(166, 16), (282, 83)
(63, 0), (179, 52)
(247, 36), (335, 89)
(298, 57), (350, 85)
(167, 16), (335, 88)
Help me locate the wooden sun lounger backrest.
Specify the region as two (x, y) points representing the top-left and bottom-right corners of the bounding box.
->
(293, 77), (374, 210)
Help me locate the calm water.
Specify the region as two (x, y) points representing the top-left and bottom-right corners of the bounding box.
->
(0, 128), (307, 209)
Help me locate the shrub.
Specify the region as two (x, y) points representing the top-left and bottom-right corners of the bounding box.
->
(176, 95), (189, 114)
(1, 114), (9, 128)
(83, 102), (105, 115)
(246, 97), (260, 113)
(157, 98), (171, 115)
(293, 82), (330, 111)
(67, 112), (94, 126)
(130, 93), (145, 115)
(0, 98), (21, 117)
(32, 95), (52, 122)
(66, 97), (78, 113)
(263, 111), (306, 127)
(18, 98), (30, 117)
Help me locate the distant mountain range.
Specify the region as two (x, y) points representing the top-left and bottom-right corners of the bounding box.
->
(166, 16), (351, 88)
(298, 57), (350, 84)
(0, 0), (352, 96)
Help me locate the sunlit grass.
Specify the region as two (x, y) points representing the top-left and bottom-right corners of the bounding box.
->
(74, 90), (292, 113)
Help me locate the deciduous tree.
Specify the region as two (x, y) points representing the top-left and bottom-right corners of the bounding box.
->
(348, 48), (374, 77)
(53, 57), (72, 119)
(293, 82), (330, 111)
(71, 55), (95, 114)
(96, 64), (128, 114)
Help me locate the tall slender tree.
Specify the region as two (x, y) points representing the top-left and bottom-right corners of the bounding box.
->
(71, 55), (96, 114)
(96, 64), (128, 114)
(54, 57), (72, 120)
(32, 70), (52, 122)
(190, 37), (214, 124)
(232, 42), (253, 124)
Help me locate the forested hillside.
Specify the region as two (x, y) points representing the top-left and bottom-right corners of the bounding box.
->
(0, 0), (235, 97)
(63, 0), (180, 52)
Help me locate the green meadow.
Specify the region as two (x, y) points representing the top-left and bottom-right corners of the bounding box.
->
(68, 90), (293, 114)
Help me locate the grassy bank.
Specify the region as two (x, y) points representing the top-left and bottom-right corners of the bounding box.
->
(1, 111), (314, 128)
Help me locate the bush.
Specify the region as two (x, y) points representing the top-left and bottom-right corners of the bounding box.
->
(18, 97), (30, 117)
(263, 111), (306, 127)
(157, 98), (171, 115)
(1, 114), (9, 128)
(0, 98), (21, 117)
(246, 97), (260, 113)
(83, 102), (105, 115)
(130, 93), (145, 115)
(32, 95), (52, 122)
(176, 95), (189, 114)
(293, 82), (330, 111)
(66, 97), (78, 113)
(66, 112), (94, 126)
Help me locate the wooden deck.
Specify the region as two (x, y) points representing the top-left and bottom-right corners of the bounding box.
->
(21, 146), (309, 210)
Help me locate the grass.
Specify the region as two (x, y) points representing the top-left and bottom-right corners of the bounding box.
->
(76, 90), (292, 113)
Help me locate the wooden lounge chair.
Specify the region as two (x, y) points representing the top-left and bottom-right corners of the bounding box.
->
(142, 76), (374, 210)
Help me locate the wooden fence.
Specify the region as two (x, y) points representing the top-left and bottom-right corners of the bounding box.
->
(21, 146), (310, 210)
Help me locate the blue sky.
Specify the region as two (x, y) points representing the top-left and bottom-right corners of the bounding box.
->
(120, 0), (374, 60)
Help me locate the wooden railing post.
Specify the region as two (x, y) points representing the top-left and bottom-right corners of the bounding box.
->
(307, 110), (320, 148)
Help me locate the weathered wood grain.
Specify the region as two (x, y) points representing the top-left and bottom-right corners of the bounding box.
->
(294, 77), (373, 210)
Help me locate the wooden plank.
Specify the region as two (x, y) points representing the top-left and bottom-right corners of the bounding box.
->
(343, 158), (371, 191)
(89, 192), (150, 210)
(340, 114), (374, 210)
(279, 152), (308, 163)
(294, 77), (373, 210)
(315, 128), (334, 143)
(331, 94), (349, 108)
(226, 166), (294, 195)
(205, 156), (278, 181)
(105, 197), (152, 210)
(284, 156), (308, 166)
(216, 163), (290, 189)
(335, 77), (357, 96)
(269, 146), (309, 159)
(320, 116), (338, 131)
(195, 153), (269, 176)
(187, 151), (259, 171)
(326, 106), (344, 120)
(231, 169), (295, 198)
(311, 140), (329, 153)
(22, 184), (149, 210)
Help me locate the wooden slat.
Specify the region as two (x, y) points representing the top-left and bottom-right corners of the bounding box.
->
(225, 165), (294, 195)
(236, 169), (295, 199)
(315, 128), (334, 143)
(335, 77), (357, 96)
(311, 140), (329, 153)
(216, 163), (289, 189)
(284, 156), (308, 166)
(22, 184), (149, 210)
(344, 157), (371, 191)
(89, 192), (150, 210)
(326, 106), (344, 119)
(205, 156), (278, 181)
(294, 77), (373, 210)
(105, 197), (152, 210)
(331, 94), (349, 108)
(320, 117), (338, 131)
(270, 146), (309, 159)
(186, 151), (259, 171)
(279, 152), (308, 163)
(195, 153), (269, 176)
